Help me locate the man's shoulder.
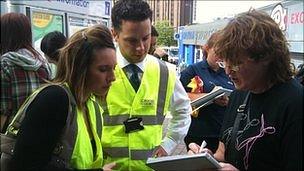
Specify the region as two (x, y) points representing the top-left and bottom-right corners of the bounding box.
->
(164, 61), (177, 71)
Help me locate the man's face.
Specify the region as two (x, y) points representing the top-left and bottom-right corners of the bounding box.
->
(149, 36), (157, 55)
(113, 19), (151, 63)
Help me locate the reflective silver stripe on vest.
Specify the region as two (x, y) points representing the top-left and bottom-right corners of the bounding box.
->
(103, 147), (155, 160)
(59, 85), (78, 166)
(130, 149), (155, 160)
(156, 60), (169, 119)
(103, 114), (129, 126)
(102, 60), (169, 126)
(103, 147), (129, 158)
(92, 101), (102, 139)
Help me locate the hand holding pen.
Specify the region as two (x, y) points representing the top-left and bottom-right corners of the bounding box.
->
(199, 140), (207, 153)
(188, 140), (213, 155)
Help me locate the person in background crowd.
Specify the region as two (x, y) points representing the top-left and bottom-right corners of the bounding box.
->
(154, 47), (169, 62)
(178, 59), (188, 74)
(40, 31), (67, 79)
(188, 10), (302, 171)
(8, 25), (117, 170)
(148, 25), (159, 55)
(180, 31), (235, 153)
(0, 12), (51, 133)
(101, 0), (191, 170)
(295, 64), (304, 85)
(148, 25), (169, 62)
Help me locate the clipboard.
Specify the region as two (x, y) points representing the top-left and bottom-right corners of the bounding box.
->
(146, 152), (221, 171)
(191, 86), (233, 108)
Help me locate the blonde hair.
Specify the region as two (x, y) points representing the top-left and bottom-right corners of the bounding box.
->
(54, 25), (115, 110)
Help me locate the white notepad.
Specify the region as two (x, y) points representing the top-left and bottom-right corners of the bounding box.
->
(191, 86), (233, 108)
(146, 152), (221, 171)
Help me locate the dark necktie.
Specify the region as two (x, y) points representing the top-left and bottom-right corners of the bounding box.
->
(128, 64), (141, 92)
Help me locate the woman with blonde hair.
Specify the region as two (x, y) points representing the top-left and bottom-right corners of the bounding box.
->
(8, 25), (117, 170)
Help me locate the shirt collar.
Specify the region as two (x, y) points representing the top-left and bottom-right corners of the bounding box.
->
(117, 47), (145, 72)
(200, 59), (209, 69)
(200, 59), (225, 74)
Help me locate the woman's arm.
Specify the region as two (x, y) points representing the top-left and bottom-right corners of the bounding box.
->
(11, 85), (69, 170)
(214, 141), (225, 162)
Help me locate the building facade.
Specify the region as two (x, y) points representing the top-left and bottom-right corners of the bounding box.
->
(1, 0), (112, 52)
(177, 1), (303, 69)
(146, 0), (193, 28)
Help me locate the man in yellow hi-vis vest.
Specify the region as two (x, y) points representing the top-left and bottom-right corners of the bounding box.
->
(101, 0), (191, 170)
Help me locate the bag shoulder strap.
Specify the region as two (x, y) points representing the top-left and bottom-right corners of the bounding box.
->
(6, 84), (59, 136)
(5, 84), (71, 136)
(229, 92), (250, 164)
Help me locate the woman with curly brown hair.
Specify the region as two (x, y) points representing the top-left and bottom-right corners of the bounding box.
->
(189, 10), (302, 171)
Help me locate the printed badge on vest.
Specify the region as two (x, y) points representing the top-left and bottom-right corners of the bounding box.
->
(141, 99), (155, 106)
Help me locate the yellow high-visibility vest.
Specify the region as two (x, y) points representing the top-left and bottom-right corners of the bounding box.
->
(70, 95), (104, 169)
(102, 56), (176, 170)
(1, 84), (104, 169)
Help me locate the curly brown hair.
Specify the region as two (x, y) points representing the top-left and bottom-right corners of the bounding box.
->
(214, 9), (293, 84)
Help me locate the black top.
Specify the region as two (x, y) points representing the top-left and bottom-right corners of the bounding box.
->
(11, 85), (69, 170)
(220, 79), (303, 171)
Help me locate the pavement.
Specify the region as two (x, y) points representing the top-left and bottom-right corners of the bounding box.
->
(162, 114), (188, 155)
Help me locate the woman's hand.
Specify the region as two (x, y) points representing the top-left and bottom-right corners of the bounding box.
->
(187, 142), (213, 155)
(102, 162), (116, 171)
(214, 95), (229, 107)
(218, 162), (239, 171)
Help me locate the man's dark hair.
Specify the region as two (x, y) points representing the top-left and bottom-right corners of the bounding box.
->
(111, 0), (152, 31)
(151, 25), (159, 37)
